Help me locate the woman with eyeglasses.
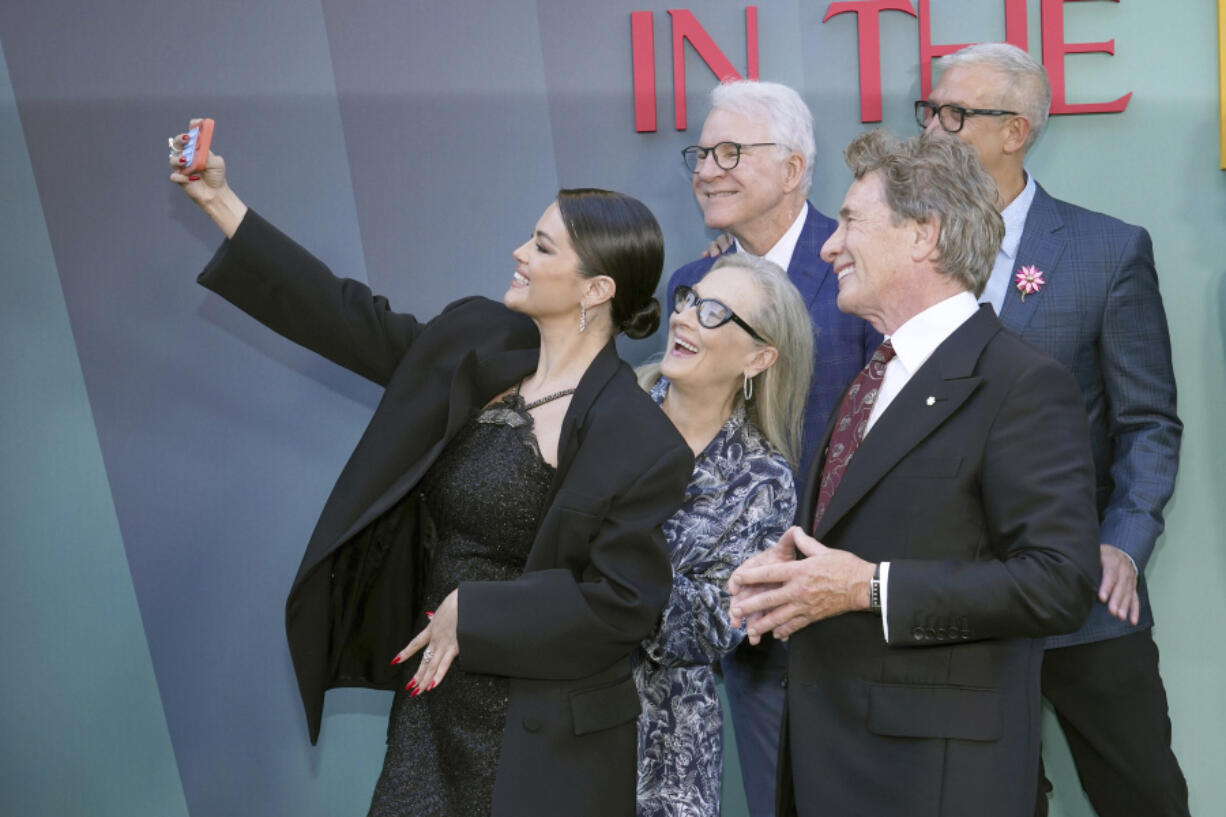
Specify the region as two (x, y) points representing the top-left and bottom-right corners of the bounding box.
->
(167, 125), (693, 817)
(632, 254), (814, 817)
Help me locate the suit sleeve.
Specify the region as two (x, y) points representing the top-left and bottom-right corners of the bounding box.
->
(1096, 227), (1182, 569)
(642, 465), (795, 668)
(456, 441), (694, 679)
(885, 359), (1101, 645)
(197, 209), (432, 386)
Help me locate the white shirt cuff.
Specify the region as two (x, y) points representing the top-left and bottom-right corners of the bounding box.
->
(879, 561), (890, 642)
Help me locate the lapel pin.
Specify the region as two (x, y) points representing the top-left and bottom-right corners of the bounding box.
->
(1014, 265), (1046, 302)
(926, 396), (936, 406)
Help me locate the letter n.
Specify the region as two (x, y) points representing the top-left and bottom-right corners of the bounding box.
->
(668, 8), (760, 131)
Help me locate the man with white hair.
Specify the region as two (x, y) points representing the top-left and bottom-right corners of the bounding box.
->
(920, 43), (1187, 817)
(668, 80), (880, 815)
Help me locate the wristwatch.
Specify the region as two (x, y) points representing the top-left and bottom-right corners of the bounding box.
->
(868, 563), (882, 613)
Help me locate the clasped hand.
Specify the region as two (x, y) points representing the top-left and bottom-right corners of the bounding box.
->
(727, 526), (876, 644)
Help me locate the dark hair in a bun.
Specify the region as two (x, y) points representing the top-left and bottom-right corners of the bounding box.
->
(556, 188), (664, 338)
(621, 298), (661, 339)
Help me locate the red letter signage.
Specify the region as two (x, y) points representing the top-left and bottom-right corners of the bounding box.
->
(669, 8), (760, 130)
(917, 0), (1028, 98)
(1041, 0), (1131, 114)
(824, 0), (918, 123)
(632, 11), (657, 132)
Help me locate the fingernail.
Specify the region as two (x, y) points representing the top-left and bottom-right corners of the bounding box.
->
(188, 175), (201, 182)
(425, 610), (435, 619)
(405, 678), (417, 691)
(178, 157), (186, 164)
(426, 681), (436, 691)
(180, 134), (189, 141)
(390, 655), (403, 666)
(410, 687), (421, 697)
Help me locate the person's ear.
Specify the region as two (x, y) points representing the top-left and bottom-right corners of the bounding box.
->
(781, 152), (807, 195)
(745, 344), (779, 379)
(583, 275), (616, 309)
(910, 216), (940, 263)
(1002, 115), (1031, 156)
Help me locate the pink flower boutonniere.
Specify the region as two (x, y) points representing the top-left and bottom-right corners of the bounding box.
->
(1014, 265), (1045, 302)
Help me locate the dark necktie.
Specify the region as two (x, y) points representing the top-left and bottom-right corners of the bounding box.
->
(813, 340), (896, 531)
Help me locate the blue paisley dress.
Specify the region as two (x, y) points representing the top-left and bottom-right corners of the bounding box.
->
(634, 377), (797, 817)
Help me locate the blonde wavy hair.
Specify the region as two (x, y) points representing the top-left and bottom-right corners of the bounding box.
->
(638, 255), (814, 467)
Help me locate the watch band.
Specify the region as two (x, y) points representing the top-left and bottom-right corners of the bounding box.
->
(868, 563), (882, 613)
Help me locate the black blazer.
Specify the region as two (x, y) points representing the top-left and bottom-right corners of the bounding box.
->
(781, 305), (1101, 817)
(198, 210), (693, 817)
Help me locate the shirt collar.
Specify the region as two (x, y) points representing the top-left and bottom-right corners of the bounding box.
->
(733, 203), (808, 271)
(999, 171), (1037, 262)
(886, 292), (980, 376)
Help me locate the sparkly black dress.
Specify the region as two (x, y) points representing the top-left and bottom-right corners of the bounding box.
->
(367, 388), (565, 817)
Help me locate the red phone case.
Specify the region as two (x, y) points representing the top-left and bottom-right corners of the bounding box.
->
(184, 119), (215, 174)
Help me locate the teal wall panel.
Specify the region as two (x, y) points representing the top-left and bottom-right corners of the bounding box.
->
(0, 39), (190, 817)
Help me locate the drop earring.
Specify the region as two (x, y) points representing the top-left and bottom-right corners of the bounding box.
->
(579, 303), (588, 333)
(743, 373), (753, 401)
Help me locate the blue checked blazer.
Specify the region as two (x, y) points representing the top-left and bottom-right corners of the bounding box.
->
(999, 183), (1182, 648)
(666, 202), (882, 478)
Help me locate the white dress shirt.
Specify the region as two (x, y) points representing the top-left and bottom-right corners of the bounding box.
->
(733, 204), (808, 270)
(979, 172), (1036, 314)
(864, 291), (981, 640)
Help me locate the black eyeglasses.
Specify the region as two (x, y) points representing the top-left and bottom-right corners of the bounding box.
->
(681, 141), (778, 173)
(914, 100), (1018, 134)
(673, 285), (764, 342)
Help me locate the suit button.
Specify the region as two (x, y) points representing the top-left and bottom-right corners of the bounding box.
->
(936, 627), (947, 640)
(522, 717), (542, 733)
(925, 627), (937, 639)
(911, 627), (925, 640)
(780, 674), (788, 689)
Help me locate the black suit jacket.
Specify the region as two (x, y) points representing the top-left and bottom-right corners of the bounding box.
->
(781, 305), (1100, 817)
(198, 210), (693, 817)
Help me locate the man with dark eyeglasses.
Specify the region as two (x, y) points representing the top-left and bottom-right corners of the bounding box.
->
(665, 79), (881, 817)
(920, 43), (1186, 817)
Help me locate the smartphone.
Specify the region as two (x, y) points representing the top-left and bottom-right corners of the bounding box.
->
(182, 119), (215, 174)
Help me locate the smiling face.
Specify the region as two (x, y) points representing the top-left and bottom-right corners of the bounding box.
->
(691, 108), (801, 254)
(820, 171), (916, 333)
(505, 202), (586, 321)
(661, 265), (771, 397)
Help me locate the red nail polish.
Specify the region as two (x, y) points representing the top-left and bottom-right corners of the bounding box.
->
(405, 678), (417, 691)
(180, 134), (189, 141)
(425, 610), (435, 619)
(188, 175), (201, 182)
(390, 655), (402, 666)
(427, 681), (436, 691)
(410, 687), (421, 697)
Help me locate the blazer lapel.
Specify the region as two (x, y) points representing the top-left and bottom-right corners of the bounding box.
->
(548, 339), (621, 500)
(332, 346), (536, 548)
(813, 307), (999, 540)
(788, 202), (836, 312)
(999, 184), (1066, 334)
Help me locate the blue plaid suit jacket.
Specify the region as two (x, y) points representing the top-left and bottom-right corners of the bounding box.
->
(1000, 183), (1182, 647)
(667, 202), (882, 478)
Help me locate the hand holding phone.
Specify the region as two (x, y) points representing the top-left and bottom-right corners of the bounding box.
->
(181, 119), (215, 174)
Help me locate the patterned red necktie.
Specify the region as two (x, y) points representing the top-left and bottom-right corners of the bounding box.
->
(813, 339), (896, 530)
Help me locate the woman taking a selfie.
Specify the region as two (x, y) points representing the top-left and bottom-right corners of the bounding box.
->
(168, 124), (692, 817)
